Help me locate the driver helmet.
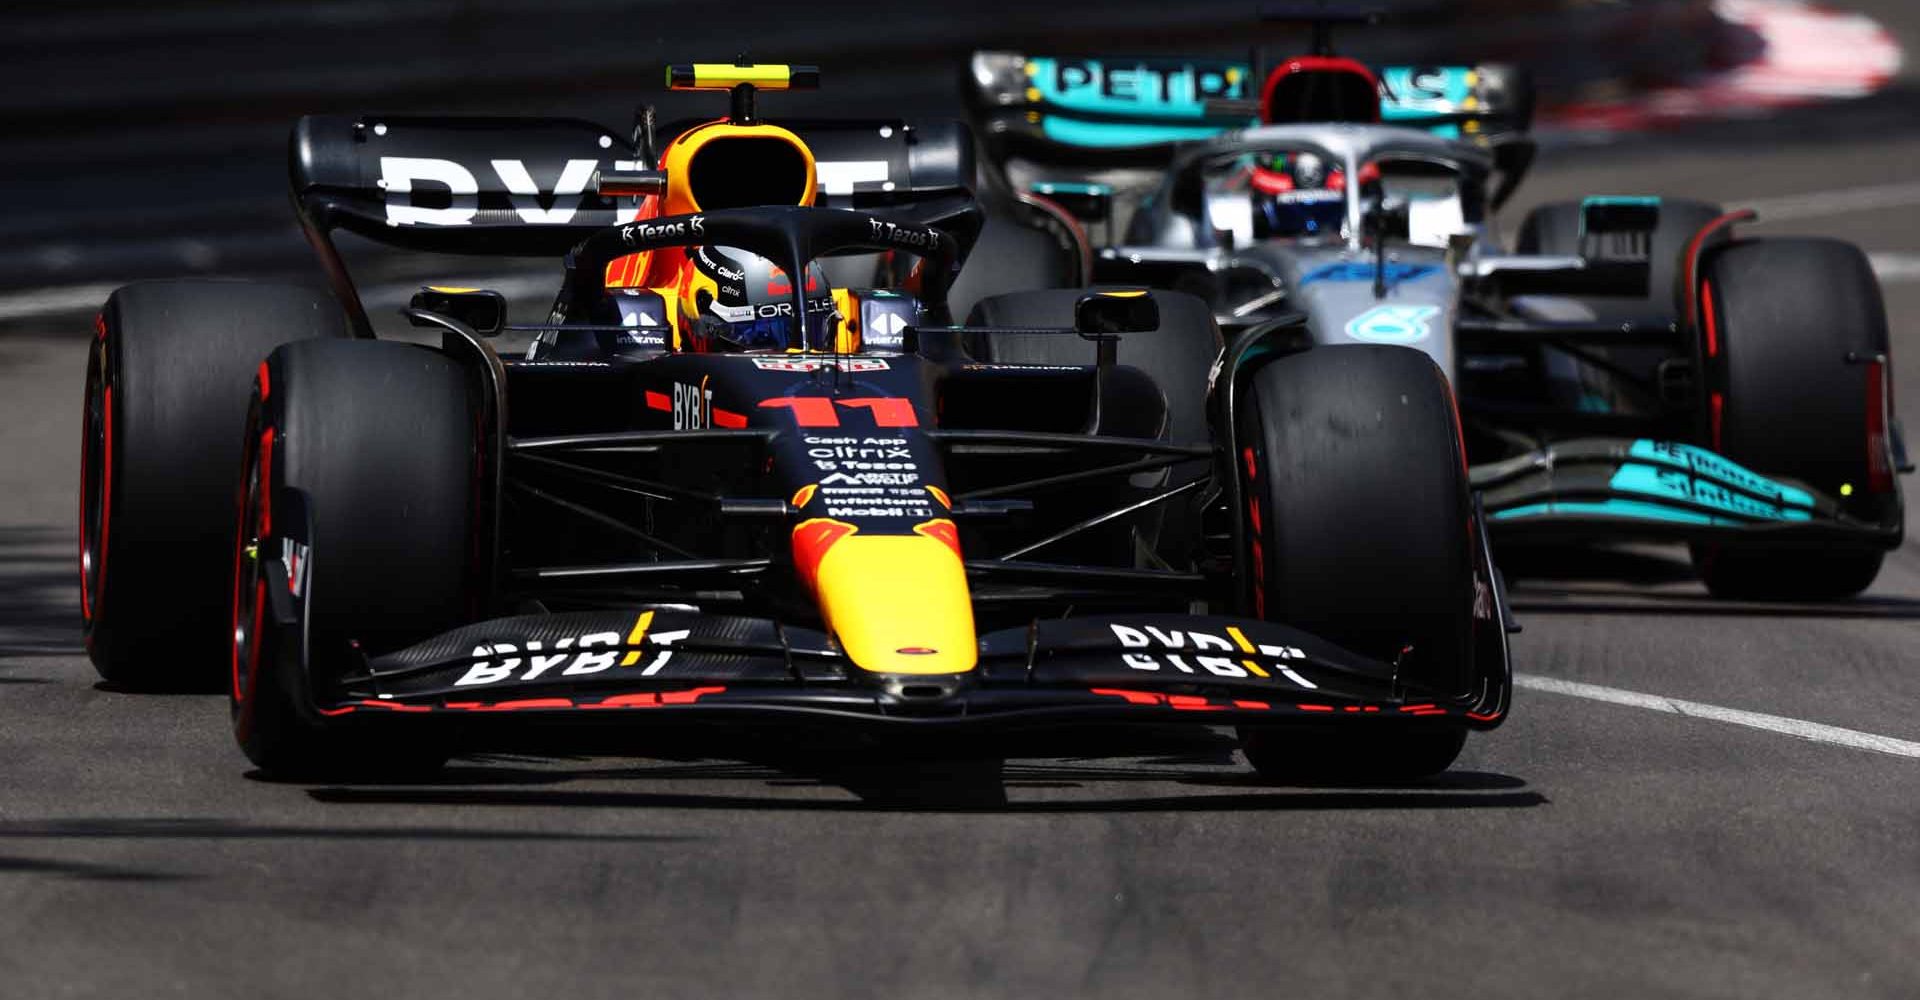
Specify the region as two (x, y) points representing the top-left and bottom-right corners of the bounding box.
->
(678, 245), (843, 352)
(1249, 151), (1347, 239)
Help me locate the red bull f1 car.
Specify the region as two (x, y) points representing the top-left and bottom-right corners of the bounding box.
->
(966, 13), (1909, 601)
(80, 64), (1511, 781)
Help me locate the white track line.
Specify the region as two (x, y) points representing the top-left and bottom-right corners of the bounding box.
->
(1867, 253), (1920, 284)
(0, 282), (121, 323)
(1516, 674), (1920, 759)
(1731, 181), (1920, 224)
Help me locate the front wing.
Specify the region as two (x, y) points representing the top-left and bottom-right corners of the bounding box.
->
(1475, 438), (1903, 546)
(313, 612), (1506, 731)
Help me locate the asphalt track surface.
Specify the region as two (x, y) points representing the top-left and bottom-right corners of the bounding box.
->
(7, 6), (1920, 998)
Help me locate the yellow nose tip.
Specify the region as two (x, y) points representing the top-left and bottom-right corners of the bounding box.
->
(810, 534), (976, 675)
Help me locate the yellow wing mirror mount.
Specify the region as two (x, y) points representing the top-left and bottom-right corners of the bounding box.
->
(666, 63), (820, 124)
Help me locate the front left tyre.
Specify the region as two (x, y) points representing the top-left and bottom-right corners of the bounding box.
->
(82, 280), (346, 690)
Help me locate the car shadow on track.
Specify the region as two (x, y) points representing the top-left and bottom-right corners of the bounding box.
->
(0, 817), (695, 883)
(0, 816), (693, 846)
(1500, 542), (1920, 620)
(0, 854), (199, 883)
(301, 726), (1546, 814)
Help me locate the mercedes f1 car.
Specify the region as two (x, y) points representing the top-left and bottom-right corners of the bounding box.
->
(966, 16), (1910, 600)
(80, 64), (1510, 781)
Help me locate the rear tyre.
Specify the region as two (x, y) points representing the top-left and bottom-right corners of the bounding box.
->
(231, 339), (475, 779)
(1515, 198), (1726, 416)
(964, 288), (1220, 448)
(965, 288), (1221, 565)
(1516, 196), (1725, 323)
(1234, 345), (1474, 782)
(81, 280), (347, 690)
(947, 212), (1080, 321)
(1689, 238), (1891, 600)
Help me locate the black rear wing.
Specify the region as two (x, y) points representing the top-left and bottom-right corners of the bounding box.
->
(290, 113), (981, 331)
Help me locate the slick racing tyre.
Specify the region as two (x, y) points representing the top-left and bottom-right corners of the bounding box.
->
(946, 212), (1081, 322)
(964, 287), (1220, 448)
(81, 280), (347, 690)
(1516, 197), (1726, 324)
(964, 288), (1221, 564)
(1689, 238), (1892, 600)
(232, 339), (475, 779)
(1234, 345), (1474, 782)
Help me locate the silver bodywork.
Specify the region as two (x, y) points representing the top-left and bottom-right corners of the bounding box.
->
(1108, 124), (1502, 378)
(1074, 122), (1908, 556)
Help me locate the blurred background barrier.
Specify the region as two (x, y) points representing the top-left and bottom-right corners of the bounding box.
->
(0, 0), (1725, 299)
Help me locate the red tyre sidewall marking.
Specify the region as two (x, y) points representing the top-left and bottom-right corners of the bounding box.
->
(1706, 273), (1723, 451)
(93, 383), (113, 625)
(232, 371), (269, 702)
(79, 356), (98, 622)
(1241, 444), (1266, 619)
(1867, 359), (1893, 495)
(82, 315), (113, 629)
(232, 425), (274, 710)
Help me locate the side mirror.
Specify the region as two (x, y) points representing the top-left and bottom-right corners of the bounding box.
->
(1363, 198), (1411, 298)
(1075, 289), (1159, 335)
(1364, 197), (1412, 244)
(1072, 289), (1157, 434)
(409, 286), (505, 337)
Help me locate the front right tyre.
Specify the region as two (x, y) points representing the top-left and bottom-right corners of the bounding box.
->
(1689, 238), (1894, 600)
(1232, 345), (1477, 782)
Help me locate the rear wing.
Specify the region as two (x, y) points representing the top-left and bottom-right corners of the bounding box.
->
(290, 113), (980, 330)
(292, 114), (632, 255)
(966, 52), (1532, 158)
(967, 53), (1254, 160)
(1378, 65), (1533, 142)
